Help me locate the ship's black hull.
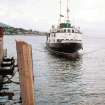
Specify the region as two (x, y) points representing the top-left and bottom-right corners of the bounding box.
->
(47, 42), (82, 53)
(46, 42), (82, 59)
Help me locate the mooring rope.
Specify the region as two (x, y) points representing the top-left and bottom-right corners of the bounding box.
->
(3, 69), (20, 85)
(3, 76), (20, 85)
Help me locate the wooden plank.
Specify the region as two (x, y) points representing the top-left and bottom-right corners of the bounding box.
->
(16, 41), (35, 105)
(0, 27), (4, 38)
(0, 39), (3, 61)
(0, 27), (4, 61)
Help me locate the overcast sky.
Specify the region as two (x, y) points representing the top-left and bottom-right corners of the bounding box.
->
(0, 0), (105, 33)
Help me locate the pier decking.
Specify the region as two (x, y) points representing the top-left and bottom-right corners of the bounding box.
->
(0, 27), (35, 105)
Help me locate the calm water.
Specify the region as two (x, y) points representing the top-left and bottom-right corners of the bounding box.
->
(1, 35), (105, 105)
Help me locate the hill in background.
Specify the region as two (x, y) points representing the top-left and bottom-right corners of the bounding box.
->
(0, 22), (47, 35)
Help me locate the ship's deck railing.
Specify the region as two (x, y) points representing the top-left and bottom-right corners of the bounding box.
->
(51, 28), (81, 34)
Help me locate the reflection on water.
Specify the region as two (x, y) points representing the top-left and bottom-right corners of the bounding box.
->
(1, 35), (105, 105)
(36, 53), (85, 105)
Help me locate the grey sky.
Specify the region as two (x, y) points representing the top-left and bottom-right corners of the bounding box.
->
(0, 0), (105, 33)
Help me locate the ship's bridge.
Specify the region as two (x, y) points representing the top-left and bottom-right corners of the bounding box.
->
(59, 23), (72, 28)
(51, 23), (81, 34)
(56, 23), (80, 33)
(57, 28), (75, 33)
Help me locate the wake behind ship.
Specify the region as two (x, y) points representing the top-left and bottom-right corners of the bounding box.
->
(46, 0), (82, 57)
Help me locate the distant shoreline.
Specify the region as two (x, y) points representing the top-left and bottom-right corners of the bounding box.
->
(4, 34), (47, 36)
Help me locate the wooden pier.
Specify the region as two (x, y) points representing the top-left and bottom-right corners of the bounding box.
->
(0, 27), (4, 61)
(0, 27), (35, 105)
(0, 27), (16, 100)
(0, 27), (5, 90)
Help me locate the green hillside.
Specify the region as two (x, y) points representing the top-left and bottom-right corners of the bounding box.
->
(0, 22), (40, 35)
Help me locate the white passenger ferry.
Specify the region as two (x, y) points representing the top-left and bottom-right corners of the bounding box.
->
(46, 0), (82, 57)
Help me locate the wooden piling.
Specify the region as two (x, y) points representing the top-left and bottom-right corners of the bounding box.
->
(0, 27), (5, 90)
(0, 27), (4, 61)
(16, 41), (35, 105)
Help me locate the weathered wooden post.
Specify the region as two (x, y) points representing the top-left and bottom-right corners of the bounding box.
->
(0, 27), (4, 61)
(16, 41), (35, 105)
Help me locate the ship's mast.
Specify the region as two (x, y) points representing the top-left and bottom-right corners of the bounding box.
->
(59, 0), (70, 23)
(59, 0), (62, 23)
(67, 0), (70, 22)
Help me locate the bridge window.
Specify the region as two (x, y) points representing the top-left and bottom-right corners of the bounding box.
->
(68, 29), (70, 32)
(64, 29), (66, 32)
(72, 29), (74, 33)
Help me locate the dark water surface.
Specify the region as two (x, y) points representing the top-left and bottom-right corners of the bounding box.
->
(1, 35), (105, 105)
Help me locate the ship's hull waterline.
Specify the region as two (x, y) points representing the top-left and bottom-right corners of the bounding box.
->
(46, 42), (82, 53)
(46, 42), (82, 59)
